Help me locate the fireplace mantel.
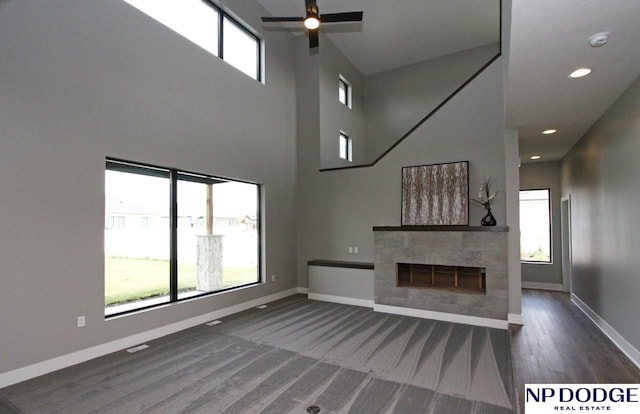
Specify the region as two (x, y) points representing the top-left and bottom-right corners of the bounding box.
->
(373, 225), (508, 232)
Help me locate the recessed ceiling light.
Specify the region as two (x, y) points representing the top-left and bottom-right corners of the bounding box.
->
(570, 68), (591, 78)
(531, 155), (541, 160)
(542, 129), (557, 135)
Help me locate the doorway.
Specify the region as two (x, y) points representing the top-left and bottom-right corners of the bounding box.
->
(560, 195), (572, 292)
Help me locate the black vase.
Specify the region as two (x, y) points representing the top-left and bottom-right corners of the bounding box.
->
(481, 208), (497, 226)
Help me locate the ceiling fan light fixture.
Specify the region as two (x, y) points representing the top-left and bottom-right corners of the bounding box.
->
(304, 16), (320, 30)
(261, 1), (363, 49)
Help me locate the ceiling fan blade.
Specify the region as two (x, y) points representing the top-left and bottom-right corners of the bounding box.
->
(320, 11), (363, 23)
(261, 16), (305, 22)
(309, 29), (319, 48)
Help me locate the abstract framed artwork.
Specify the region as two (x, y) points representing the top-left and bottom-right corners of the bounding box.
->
(401, 161), (469, 225)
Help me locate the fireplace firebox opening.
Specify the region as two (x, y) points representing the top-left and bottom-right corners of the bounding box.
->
(397, 263), (486, 294)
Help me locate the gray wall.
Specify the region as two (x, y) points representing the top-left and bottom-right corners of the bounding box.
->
(318, 34), (366, 169)
(0, 0), (298, 373)
(364, 43), (500, 163)
(562, 75), (640, 352)
(297, 44), (512, 289)
(520, 161), (563, 287)
(317, 36), (499, 170)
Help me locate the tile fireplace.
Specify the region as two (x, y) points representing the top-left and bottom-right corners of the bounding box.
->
(373, 226), (509, 323)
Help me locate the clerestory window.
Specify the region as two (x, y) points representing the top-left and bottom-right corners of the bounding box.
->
(339, 131), (352, 162)
(338, 75), (352, 108)
(122, 0), (262, 81)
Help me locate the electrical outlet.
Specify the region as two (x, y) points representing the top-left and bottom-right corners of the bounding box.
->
(77, 316), (86, 328)
(348, 247), (353, 253)
(354, 247), (359, 254)
(271, 274), (275, 282)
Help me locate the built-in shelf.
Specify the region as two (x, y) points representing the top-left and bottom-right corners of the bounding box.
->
(397, 263), (486, 294)
(374, 225), (508, 232)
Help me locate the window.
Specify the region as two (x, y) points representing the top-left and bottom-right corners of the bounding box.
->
(338, 75), (352, 108)
(339, 131), (352, 162)
(520, 189), (551, 263)
(107, 216), (125, 229)
(105, 159), (261, 316)
(222, 16), (260, 80)
(122, 0), (261, 81)
(140, 217), (153, 228)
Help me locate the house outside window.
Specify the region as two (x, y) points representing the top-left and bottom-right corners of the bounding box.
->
(107, 216), (125, 229)
(140, 216), (153, 228)
(105, 159), (261, 316)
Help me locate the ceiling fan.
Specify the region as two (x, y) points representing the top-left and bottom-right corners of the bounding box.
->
(261, 0), (363, 49)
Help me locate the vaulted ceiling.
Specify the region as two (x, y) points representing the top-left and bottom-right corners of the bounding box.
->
(256, 0), (499, 76)
(256, 0), (640, 164)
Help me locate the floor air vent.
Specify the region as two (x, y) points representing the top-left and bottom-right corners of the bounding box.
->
(126, 344), (149, 353)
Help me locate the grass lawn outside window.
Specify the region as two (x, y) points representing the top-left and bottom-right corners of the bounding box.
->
(105, 256), (257, 307)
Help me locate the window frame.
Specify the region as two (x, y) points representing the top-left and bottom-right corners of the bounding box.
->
(218, 12), (262, 81)
(339, 131), (352, 162)
(338, 75), (352, 108)
(105, 158), (262, 317)
(203, 0), (262, 82)
(519, 188), (552, 264)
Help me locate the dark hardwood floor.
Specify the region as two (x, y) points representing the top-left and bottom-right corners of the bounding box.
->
(511, 289), (640, 412)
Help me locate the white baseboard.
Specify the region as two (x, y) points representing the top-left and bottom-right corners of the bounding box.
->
(508, 313), (524, 325)
(522, 281), (564, 291)
(308, 293), (374, 308)
(297, 287), (309, 294)
(373, 304), (509, 330)
(571, 293), (640, 370)
(307, 291), (509, 329)
(0, 288), (300, 389)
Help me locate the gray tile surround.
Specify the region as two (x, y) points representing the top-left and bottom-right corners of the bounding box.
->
(374, 230), (508, 320)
